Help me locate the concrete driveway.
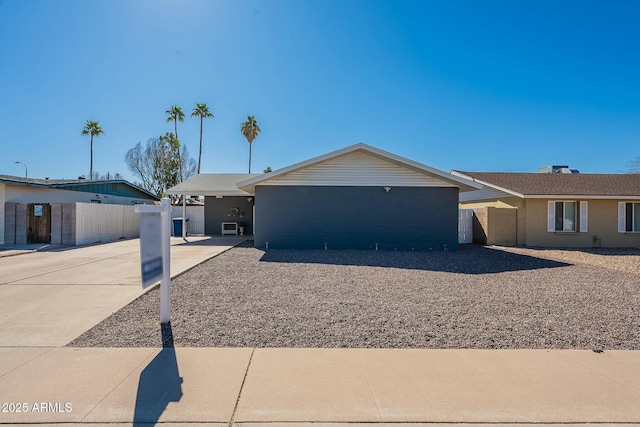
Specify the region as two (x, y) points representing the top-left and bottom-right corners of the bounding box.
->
(0, 236), (246, 347)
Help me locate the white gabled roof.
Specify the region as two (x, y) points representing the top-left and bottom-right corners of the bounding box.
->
(237, 143), (481, 193)
(166, 173), (259, 196)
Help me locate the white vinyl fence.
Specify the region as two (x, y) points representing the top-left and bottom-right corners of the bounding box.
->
(75, 203), (139, 246)
(458, 208), (473, 244)
(171, 205), (205, 235)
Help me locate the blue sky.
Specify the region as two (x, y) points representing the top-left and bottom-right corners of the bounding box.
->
(1, 0), (639, 182)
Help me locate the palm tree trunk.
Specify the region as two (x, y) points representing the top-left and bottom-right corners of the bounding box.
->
(174, 119), (183, 182)
(198, 116), (203, 174)
(90, 134), (94, 179)
(248, 142), (252, 173)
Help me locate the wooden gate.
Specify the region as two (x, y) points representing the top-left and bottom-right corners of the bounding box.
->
(27, 203), (51, 243)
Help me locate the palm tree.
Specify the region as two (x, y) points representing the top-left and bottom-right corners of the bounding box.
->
(241, 115), (261, 173)
(191, 103), (214, 174)
(165, 105), (185, 181)
(165, 105), (185, 140)
(81, 120), (104, 179)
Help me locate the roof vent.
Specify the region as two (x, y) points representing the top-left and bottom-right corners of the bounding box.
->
(537, 165), (579, 174)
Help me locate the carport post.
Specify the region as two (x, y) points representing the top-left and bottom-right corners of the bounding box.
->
(182, 194), (187, 240)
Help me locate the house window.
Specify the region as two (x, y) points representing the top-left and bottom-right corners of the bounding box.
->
(548, 201), (587, 233)
(555, 201), (576, 231)
(619, 202), (640, 232)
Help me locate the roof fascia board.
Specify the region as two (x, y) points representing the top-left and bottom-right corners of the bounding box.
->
(0, 180), (47, 189)
(236, 143), (369, 189)
(450, 171), (524, 198)
(52, 180), (159, 199)
(196, 191), (254, 197)
(237, 143), (482, 191)
(361, 145), (482, 189)
(1, 178), (158, 200)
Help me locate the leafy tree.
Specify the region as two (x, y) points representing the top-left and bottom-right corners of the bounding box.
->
(81, 120), (104, 179)
(191, 103), (214, 174)
(241, 115), (261, 173)
(160, 132), (197, 183)
(263, 166), (272, 173)
(124, 133), (196, 197)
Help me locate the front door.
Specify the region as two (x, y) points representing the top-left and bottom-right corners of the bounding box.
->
(27, 203), (51, 243)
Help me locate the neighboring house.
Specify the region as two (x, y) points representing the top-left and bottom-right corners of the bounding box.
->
(1, 175), (158, 245)
(452, 170), (640, 248)
(168, 143), (481, 250)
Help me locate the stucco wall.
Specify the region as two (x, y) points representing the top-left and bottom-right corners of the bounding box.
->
(487, 207), (517, 246)
(461, 196), (524, 245)
(526, 199), (640, 247)
(469, 207), (517, 246)
(255, 185), (459, 250)
(204, 196), (254, 235)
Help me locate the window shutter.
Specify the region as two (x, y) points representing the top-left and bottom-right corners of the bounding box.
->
(579, 201), (588, 232)
(618, 202), (626, 233)
(547, 201), (555, 232)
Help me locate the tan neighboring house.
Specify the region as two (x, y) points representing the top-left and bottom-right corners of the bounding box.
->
(451, 171), (640, 248)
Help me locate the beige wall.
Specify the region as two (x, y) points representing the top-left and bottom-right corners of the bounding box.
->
(461, 197), (524, 245)
(467, 206), (517, 246)
(487, 207), (517, 245)
(526, 199), (640, 248)
(461, 196), (640, 248)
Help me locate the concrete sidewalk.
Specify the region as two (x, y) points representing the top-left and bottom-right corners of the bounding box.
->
(0, 236), (246, 347)
(1, 237), (640, 425)
(1, 347), (639, 425)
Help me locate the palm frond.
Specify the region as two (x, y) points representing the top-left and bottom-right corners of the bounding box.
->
(191, 103), (214, 119)
(240, 115), (261, 144)
(82, 120), (104, 136)
(166, 105), (185, 122)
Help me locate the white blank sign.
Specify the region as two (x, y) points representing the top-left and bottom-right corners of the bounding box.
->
(139, 214), (163, 289)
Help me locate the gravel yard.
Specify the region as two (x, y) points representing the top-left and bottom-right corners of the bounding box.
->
(69, 242), (640, 350)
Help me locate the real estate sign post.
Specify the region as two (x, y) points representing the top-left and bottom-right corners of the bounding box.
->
(135, 198), (171, 324)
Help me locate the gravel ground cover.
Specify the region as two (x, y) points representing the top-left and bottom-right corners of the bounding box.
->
(69, 243), (640, 349)
(493, 246), (640, 276)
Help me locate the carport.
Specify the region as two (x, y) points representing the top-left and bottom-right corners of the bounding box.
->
(167, 173), (259, 237)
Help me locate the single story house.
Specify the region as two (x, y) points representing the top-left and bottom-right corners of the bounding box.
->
(168, 143), (481, 250)
(1, 175), (158, 245)
(452, 170), (640, 248)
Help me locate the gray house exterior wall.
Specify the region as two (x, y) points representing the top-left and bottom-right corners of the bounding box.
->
(204, 196), (254, 235)
(254, 185), (459, 250)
